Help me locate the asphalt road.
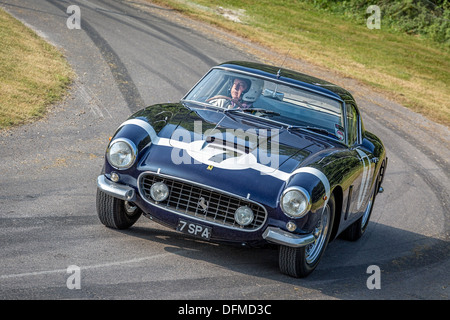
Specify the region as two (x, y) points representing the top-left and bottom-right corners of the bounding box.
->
(0, 0), (449, 301)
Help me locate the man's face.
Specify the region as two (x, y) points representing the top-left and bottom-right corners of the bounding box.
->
(230, 78), (248, 100)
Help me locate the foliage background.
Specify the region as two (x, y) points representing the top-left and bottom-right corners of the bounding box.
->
(311, 0), (450, 48)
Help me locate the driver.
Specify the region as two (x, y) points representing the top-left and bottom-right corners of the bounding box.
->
(208, 77), (251, 109)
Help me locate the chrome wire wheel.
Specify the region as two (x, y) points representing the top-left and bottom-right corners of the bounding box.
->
(305, 204), (331, 265)
(361, 193), (374, 229)
(124, 201), (139, 217)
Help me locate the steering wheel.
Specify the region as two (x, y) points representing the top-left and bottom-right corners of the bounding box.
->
(206, 95), (243, 109)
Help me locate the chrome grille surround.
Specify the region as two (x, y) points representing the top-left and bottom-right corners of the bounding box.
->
(138, 171), (267, 231)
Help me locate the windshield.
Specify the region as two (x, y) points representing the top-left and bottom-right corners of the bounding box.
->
(183, 68), (344, 141)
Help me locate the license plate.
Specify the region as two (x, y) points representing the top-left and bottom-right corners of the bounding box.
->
(176, 219), (211, 240)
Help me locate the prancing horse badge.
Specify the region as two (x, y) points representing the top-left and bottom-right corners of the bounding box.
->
(197, 197), (209, 213)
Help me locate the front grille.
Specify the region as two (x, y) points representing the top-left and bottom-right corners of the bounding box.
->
(138, 172), (267, 231)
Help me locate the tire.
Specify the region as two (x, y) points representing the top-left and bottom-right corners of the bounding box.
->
(279, 194), (335, 278)
(96, 189), (142, 229)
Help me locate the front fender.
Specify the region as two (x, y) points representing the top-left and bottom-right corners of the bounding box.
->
(104, 103), (191, 172)
(287, 167), (330, 209)
(283, 167), (331, 233)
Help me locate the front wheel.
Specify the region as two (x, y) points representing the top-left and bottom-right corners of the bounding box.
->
(96, 189), (142, 229)
(279, 195), (335, 278)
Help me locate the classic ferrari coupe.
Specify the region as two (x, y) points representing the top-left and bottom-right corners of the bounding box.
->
(96, 61), (387, 277)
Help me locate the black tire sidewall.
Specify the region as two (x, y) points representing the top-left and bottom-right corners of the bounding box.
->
(96, 189), (141, 229)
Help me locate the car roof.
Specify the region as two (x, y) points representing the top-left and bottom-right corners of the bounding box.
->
(217, 61), (356, 103)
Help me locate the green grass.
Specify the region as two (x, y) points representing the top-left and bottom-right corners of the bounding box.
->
(0, 8), (72, 129)
(1, 2), (447, 128)
(149, 0), (450, 127)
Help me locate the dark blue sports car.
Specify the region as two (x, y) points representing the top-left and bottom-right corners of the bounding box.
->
(96, 61), (387, 277)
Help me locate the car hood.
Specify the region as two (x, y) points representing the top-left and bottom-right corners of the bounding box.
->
(135, 103), (336, 204)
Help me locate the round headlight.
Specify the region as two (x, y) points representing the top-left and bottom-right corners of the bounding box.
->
(150, 182), (169, 202)
(281, 187), (311, 218)
(107, 139), (136, 169)
(234, 206), (254, 226)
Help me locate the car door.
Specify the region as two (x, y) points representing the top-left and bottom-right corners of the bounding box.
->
(345, 102), (376, 221)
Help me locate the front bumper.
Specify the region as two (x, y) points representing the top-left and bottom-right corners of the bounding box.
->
(97, 175), (136, 202)
(97, 175), (314, 248)
(262, 227), (315, 248)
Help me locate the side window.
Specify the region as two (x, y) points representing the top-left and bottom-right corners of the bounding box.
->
(346, 103), (359, 146)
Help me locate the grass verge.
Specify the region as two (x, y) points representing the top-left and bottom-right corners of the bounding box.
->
(147, 0), (449, 127)
(0, 8), (72, 130)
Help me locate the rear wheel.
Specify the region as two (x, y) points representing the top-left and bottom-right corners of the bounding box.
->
(96, 189), (142, 229)
(279, 195), (335, 278)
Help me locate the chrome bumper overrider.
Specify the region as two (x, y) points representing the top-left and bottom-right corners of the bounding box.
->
(97, 175), (136, 202)
(262, 227), (315, 248)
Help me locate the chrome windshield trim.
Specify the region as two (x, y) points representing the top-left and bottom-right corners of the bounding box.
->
(181, 67), (346, 144)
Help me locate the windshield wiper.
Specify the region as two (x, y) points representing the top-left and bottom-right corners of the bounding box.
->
(240, 108), (280, 116)
(287, 125), (337, 138)
(223, 109), (286, 129)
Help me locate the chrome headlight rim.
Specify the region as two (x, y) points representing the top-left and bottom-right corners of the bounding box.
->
(280, 186), (311, 218)
(106, 138), (138, 170)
